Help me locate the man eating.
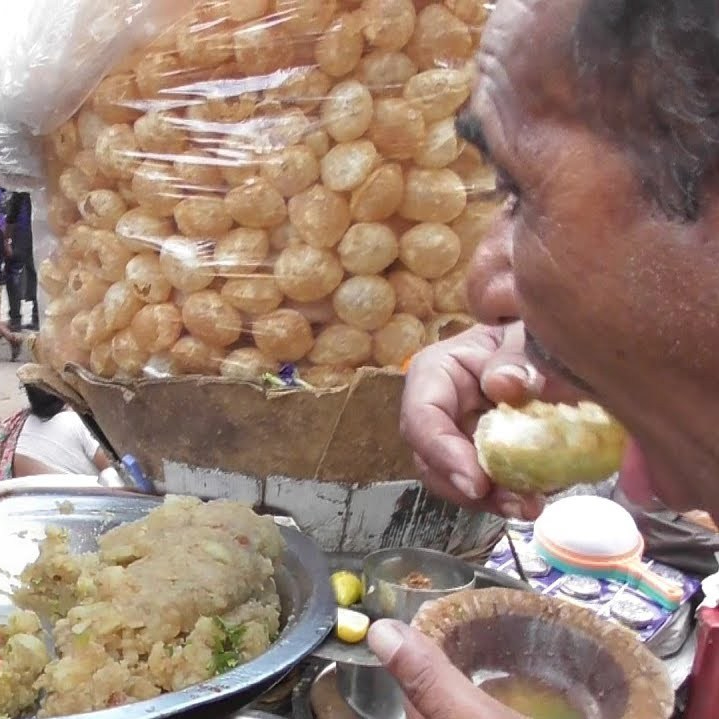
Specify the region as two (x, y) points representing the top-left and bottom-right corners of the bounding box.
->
(367, 0), (719, 716)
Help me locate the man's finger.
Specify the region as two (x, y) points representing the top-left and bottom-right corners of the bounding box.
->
(368, 620), (523, 719)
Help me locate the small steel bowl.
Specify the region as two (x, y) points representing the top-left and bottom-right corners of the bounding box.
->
(362, 547), (476, 622)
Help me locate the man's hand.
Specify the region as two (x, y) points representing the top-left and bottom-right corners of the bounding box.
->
(368, 620), (525, 719)
(400, 321), (584, 519)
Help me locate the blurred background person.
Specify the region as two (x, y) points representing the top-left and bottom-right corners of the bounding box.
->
(4, 191), (38, 332)
(1, 385), (110, 479)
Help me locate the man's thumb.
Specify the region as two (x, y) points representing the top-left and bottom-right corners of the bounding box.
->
(368, 620), (521, 719)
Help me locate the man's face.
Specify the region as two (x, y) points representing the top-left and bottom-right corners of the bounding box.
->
(467, 0), (719, 519)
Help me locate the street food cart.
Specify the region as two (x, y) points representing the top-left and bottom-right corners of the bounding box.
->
(0, 1), (716, 718)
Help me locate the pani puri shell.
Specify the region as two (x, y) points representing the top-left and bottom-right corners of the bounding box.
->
(67, 268), (110, 309)
(132, 160), (182, 217)
(387, 268), (434, 319)
(300, 365), (356, 388)
(332, 275), (396, 331)
(79, 190), (127, 231)
(373, 312), (426, 366)
(59, 167), (94, 204)
(425, 312), (475, 343)
(406, 4), (473, 70)
(39, 257), (72, 298)
(320, 81), (374, 143)
(77, 110), (109, 151)
(174, 150), (224, 189)
(288, 185), (351, 248)
(260, 146), (320, 198)
(220, 348), (278, 381)
(104, 280), (145, 331)
(274, 244), (344, 302)
(170, 336), (224, 375)
(112, 328), (149, 376)
(368, 98), (426, 160)
(176, 16), (234, 69)
(316, 13), (365, 77)
(413, 117), (462, 168)
(304, 129), (332, 159)
(134, 52), (183, 98)
(221, 275), (284, 315)
(444, 0), (489, 25)
(308, 324), (373, 367)
(130, 303), (184, 353)
(70, 311), (93, 351)
(225, 178), (287, 228)
(266, 68), (332, 114)
(47, 195), (80, 235)
(451, 198), (498, 261)
(269, 222), (303, 252)
(356, 50), (418, 97)
(115, 209), (174, 252)
(228, 0), (271, 23)
(84, 304), (114, 347)
(50, 121), (79, 164)
(263, 110), (312, 150)
(350, 163), (404, 221)
(432, 264), (469, 312)
(275, 0), (338, 34)
(95, 124), (140, 180)
(399, 222), (461, 279)
(73, 149), (112, 188)
(252, 309), (315, 362)
(403, 68), (471, 123)
(160, 237), (215, 292)
(62, 223), (94, 260)
(338, 223), (399, 274)
(182, 290), (243, 347)
(87, 230), (135, 282)
(320, 140), (379, 192)
(362, 0), (417, 51)
(91, 74), (142, 125)
(283, 298), (337, 325)
(399, 167), (466, 223)
(233, 22), (294, 76)
(214, 228), (270, 276)
(90, 341), (118, 378)
(174, 196), (234, 237)
(125, 253), (173, 304)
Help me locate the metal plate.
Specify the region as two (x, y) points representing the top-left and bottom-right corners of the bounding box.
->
(0, 486), (336, 719)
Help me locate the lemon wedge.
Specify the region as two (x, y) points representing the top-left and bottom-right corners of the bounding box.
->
(331, 570), (363, 607)
(336, 607), (370, 644)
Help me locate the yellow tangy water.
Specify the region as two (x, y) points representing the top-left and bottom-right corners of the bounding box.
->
(481, 675), (584, 719)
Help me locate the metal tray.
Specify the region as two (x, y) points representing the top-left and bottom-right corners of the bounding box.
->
(0, 484), (336, 719)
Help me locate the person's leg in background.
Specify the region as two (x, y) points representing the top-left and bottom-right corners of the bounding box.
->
(23, 251), (38, 331)
(5, 256), (25, 332)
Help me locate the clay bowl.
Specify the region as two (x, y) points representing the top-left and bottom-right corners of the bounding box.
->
(411, 588), (674, 719)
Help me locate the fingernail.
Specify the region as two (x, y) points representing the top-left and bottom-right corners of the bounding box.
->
(482, 363), (542, 395)
(368, 620), (404, 664)
(450, 473), (480, 500)
(499, 500), (523, 518)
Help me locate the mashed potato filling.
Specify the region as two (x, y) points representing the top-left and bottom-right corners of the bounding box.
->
(5, 496), (285, 718)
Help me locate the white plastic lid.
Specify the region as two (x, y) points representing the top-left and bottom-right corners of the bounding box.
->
(535, 495), (640, 558)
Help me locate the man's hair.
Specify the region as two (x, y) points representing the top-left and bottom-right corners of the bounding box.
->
(573, 0), (719, 221)
(25, 385), (65, 420)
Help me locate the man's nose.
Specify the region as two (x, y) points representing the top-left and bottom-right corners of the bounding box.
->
(466, 209), (518, 325)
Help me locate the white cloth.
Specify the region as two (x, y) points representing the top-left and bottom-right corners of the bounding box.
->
(15, 411), (100, 476)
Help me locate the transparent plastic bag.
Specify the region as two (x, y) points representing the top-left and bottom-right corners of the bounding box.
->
(35, 0), (500, 387)
(0, 1), (196, 184)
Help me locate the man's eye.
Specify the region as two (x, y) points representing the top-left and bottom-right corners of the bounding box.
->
(495, 168), (521, 216)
